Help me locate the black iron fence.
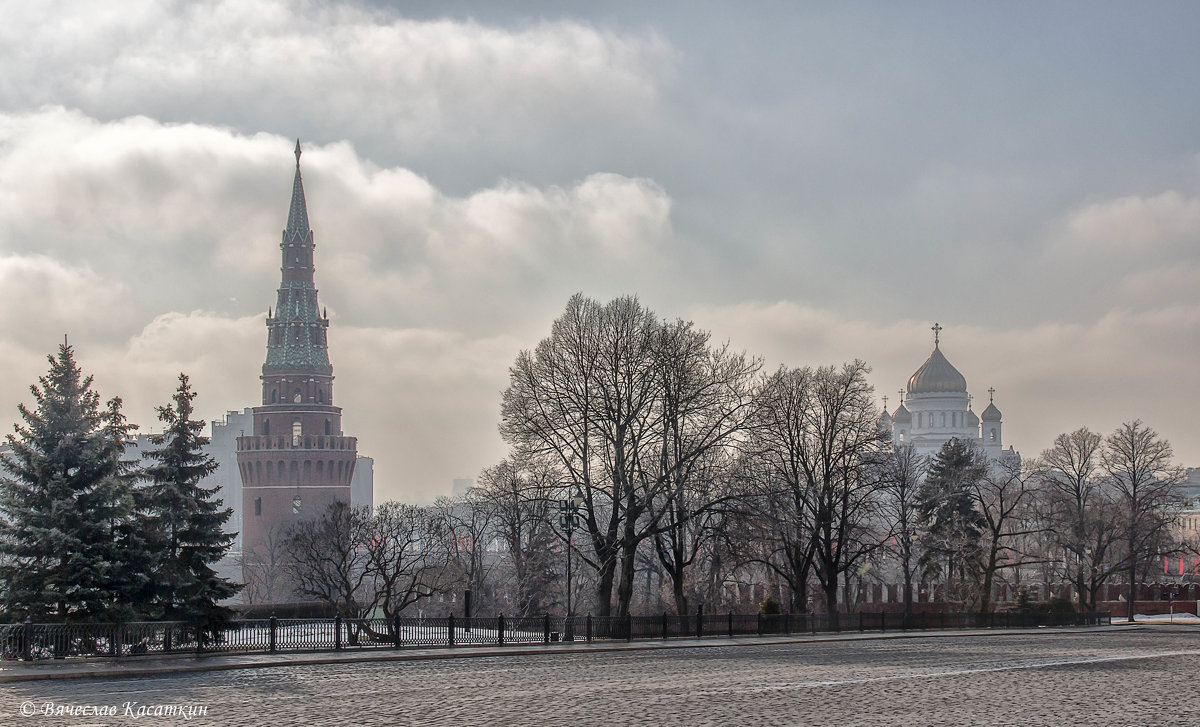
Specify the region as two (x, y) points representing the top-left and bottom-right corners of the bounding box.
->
(0, 610), (1111, 662)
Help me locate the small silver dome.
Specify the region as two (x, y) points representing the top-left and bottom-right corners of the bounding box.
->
(981, 402), (1002, 422)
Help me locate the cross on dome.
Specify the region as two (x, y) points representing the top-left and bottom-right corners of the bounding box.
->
(988, 387), (996, 403)
(931, 322), (943, 346)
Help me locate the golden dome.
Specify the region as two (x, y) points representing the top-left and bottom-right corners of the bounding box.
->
(907, 343), (967, 394)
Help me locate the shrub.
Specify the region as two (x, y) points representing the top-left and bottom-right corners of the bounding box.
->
(759, 596), (782, 615)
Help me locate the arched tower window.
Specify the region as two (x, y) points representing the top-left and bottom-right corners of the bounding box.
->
(271, 390), (278, 403)
(263, 419), (270, 436)
(318, 389), (325, 403)
(293, 388), (303, 403)
(292, 419), (302, 447)
(254, 498), (262, 517)
(325, 419), (331, 436)
(989, 428), (997, 441)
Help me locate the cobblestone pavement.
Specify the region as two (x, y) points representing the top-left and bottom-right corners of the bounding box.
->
(2, 628), (1198, 726)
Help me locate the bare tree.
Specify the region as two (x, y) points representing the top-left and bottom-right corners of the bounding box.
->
(1036, 428), (1124, 612)
(804, 362), (890, 626)
(649, 320), (759, 615)
(741, 369), (818, 613)
(476, 457), (559, 617)
(744, 361), (888, 623)
(363, 501), (449, 621)
(1103, 420), (1184, 622)
(881, 443), (926, 622)
(971, 458), (1040, 614)
(436, 490), (497, 612)
(241, 522), (290, 605)
(284, 500), (371, 618)
(500, 294), (755, 617)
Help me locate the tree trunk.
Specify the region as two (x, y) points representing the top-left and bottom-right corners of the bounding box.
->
(824, 581), (840, 631)
(672, 570), (689, 615)
(595, 558), (616, 619)
(1126, 523), (1137, 623)
(616, 546), (637, 617)
(902, 566), (914, 624)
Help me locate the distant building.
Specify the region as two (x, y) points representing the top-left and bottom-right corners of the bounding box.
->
(882, 324), (1020, 467)
(208, 408), (254, 548)
(236, 142), (363, 597)
(352, 456), (374, 511)
(129, 408), (253, 549)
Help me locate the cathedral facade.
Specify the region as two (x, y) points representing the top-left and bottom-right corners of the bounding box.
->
(883, 325), (1020, 467)
(237, 142), (358, 590)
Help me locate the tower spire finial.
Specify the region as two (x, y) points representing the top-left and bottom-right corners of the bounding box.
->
(988, 386), (996, 404)
(294, 139), (302, 169)
(931, 322), (943, 347)
(883, 395), (889, 410)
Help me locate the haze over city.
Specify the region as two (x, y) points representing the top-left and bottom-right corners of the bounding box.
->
(1, 1), (1197, 503)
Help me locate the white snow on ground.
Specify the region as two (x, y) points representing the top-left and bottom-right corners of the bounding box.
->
(1132, 612), (1200, 622)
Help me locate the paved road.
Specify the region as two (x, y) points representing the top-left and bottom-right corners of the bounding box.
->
(2, 628), (1198, 726)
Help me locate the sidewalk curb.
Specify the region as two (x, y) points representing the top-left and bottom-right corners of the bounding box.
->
(0, 624), (1134, 684)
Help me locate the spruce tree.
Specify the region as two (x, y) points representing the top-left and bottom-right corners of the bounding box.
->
(143, 374), (240, 640)
(916, 438), (988, 597)
(98, 396), (154, 621)
(0, 343), (137, 622)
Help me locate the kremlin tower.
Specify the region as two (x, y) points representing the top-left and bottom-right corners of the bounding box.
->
(237, 142), (357, 596)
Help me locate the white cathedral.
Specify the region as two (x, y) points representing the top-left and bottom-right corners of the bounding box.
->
(882, 324), (1020, 467)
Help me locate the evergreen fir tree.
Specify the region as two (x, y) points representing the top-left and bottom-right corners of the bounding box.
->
(143, 374), (240, 641)
(0, 343), (137, 622)
(97, 396), (153, 621)
(916, 438), (988, 594)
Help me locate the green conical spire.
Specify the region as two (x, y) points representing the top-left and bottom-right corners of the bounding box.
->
(285, 139), (309, 237)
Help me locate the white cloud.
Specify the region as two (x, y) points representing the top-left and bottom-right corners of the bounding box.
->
(0, 1), (672, 150)
(1059, 190), (1200, 254)
(0, 254), (128, 347)
(0, 110), (679, 502)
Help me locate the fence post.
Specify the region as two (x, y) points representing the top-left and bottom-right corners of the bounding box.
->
(269, 616), (277, 654)
(394, 613), (402, 649)
(113, 622), (123, 658)
(448, 614), (455, 647)
(196, 621), (203, 656)
(757, 612), (763, 637)
(784, 612), (790, 635)
(626, 613), (632, 642)
(22, 617), (32, 662)
(586, 614), (593, 643)
(334, 615), (343, 651)
(727, 612), (733, 638)
(544, 613), (550, 644)
(696, 604), (703, 639)
(497, 613), (505, 646)
(810, 612), (817, 635)
(661, 612), (668, 640)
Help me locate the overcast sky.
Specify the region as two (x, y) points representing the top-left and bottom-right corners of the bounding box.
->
(1, 1), (1198, 502)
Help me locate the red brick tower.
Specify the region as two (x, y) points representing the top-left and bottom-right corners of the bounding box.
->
(238, 142), (357, 597)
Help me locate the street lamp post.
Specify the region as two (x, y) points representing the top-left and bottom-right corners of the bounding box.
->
(559, 486), (585, 641)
